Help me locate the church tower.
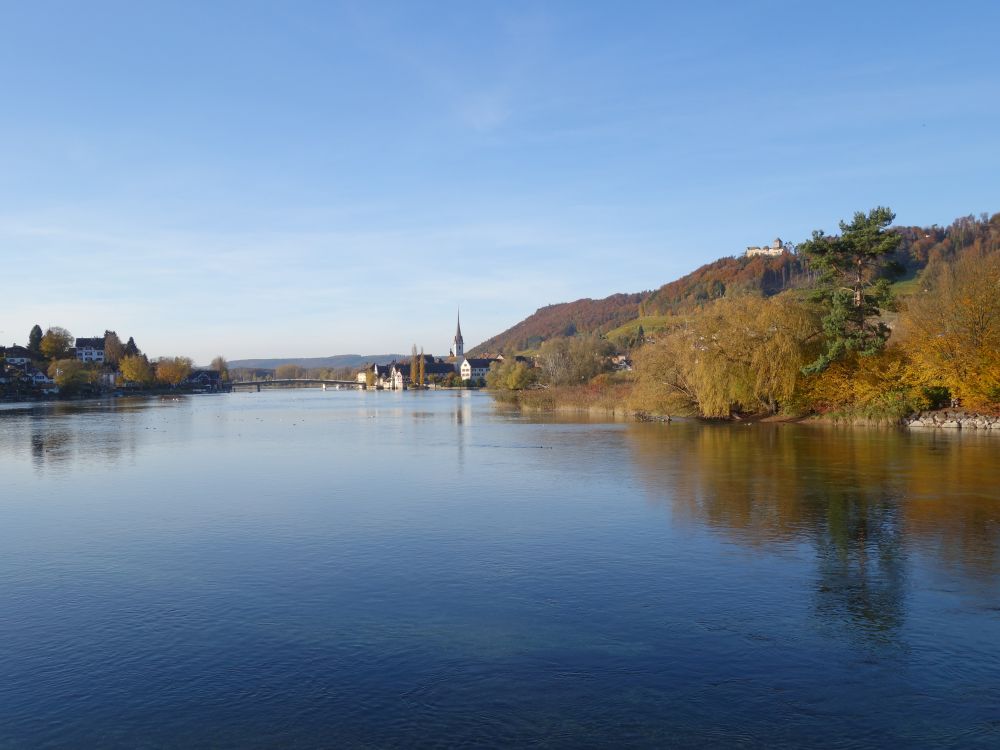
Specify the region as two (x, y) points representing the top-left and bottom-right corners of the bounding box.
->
(450, 310), (464, 359)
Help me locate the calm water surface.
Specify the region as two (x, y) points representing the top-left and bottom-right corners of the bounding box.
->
(1, 390), (998, 748)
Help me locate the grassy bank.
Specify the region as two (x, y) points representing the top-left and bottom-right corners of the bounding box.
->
(490, 380), (932, 426)
(492, 380), (636, 418)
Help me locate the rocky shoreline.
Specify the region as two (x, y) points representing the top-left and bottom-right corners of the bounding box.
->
(903, 410), (999, 430)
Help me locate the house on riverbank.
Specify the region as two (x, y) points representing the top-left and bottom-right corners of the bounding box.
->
(1, 345), (33, 366)
(460, 357), (499, 382)
(74, 338), (106, 363)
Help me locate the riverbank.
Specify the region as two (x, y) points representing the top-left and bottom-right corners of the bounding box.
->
(491, 382), (634, 419)
(490, 385), (1000, 431)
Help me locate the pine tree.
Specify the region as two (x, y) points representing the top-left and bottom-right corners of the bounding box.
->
(799, 207), (902, 373)
(28, 325), (43, 354)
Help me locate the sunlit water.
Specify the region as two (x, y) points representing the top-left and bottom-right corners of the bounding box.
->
(1, 390), (998, 748)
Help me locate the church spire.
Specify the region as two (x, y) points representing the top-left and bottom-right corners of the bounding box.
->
(450, 308), (464, 359)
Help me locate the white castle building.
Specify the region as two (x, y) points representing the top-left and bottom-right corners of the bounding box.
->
(746, 237), (786, 257)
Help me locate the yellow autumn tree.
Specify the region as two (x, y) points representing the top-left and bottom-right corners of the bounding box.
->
(40, 326), (74, 360)
(155, 356), (193, 387)
(795, 346), (929, 420)
(900, 251), (1000, 411)
(120, 354), (155, 385)
(631, 295), (819, 417)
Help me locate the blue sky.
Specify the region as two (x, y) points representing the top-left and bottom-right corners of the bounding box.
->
(2, 0), (998, 362)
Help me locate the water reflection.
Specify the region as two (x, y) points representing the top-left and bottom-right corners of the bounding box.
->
(1, 393), (998, 747)
(625, 422), (1000, 642)
(0, 397), (185, 475)
(813, 491), (906, 644)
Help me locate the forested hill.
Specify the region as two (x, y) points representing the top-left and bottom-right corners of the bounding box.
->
(469, 212), (1000, 355)
(470, 293), (650, 355)
(469, 254), (806, 354)
(642, 253), (810, 315)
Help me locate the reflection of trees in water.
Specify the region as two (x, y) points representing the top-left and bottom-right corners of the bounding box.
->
(900, 431), (1000, 581)
(624, 423), (1000, 640)
(813, 488), (906, 642)
(0, 399), (183, 475)
(30, 427), (75, 470)
(27, 415), (135, 473)
(626, 423), (814, 543)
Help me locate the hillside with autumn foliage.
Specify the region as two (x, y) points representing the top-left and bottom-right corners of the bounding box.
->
(471, 252), (811, 354)
(486, 209), (1000, 420)
(470, 293), (648, 355)
(471, 212), (1000, 357)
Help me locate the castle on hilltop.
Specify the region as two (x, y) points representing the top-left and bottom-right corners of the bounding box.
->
(746, 237), (787, 257)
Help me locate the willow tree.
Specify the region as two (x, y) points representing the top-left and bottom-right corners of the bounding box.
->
(631, 296), (818, 417)
(799, 207), (902, 373)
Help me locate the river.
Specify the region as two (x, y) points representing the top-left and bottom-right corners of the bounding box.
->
(1, 390), (998, 748)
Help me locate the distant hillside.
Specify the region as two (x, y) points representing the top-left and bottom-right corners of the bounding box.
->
(469, 293), (649, 355)
(469, 255), (806, 354)
(228, 354), (405, 370)
(470, 211), (1000, 354)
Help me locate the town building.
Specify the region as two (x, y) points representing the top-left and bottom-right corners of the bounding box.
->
(74, 337), (106, 363)
(186, 370), (223, 391)
(356, 312), (498, 388)
(611, 354), (633, 372)
(390, 363), (410, 391)
(1, 345), (33, 366)
(745, 238), (786, 257)
(357, 362), (396, 388)
(418, 354), (458, 381)
(25, 366), (55, 386)
(461, 357), (499, 382)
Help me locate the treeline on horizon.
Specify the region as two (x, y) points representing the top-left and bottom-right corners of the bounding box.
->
(487, 208), (1000, 419)
(228, 364), (359, 382)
